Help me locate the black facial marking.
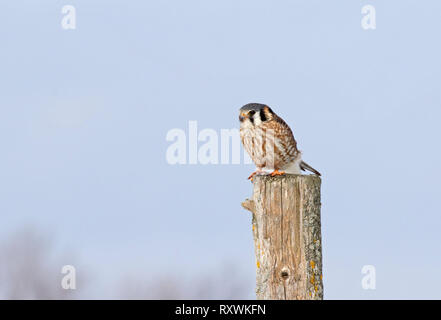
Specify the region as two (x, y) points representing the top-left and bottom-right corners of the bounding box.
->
(259, 109), (267, 122)
(248, 110), (255, 124)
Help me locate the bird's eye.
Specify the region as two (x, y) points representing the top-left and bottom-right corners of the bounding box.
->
(248, 110), (256, 117)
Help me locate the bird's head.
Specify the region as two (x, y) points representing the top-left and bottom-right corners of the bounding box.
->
(239, 103), (274, 126)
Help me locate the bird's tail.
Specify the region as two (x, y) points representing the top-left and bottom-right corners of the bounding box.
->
(300, 161), (321, 176)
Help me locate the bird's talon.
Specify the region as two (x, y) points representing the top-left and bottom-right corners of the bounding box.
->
(270, 170), (285, 177)
(247, 172), (257, 180)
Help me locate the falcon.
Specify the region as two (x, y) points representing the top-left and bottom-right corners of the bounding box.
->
(239, 103), (321, 180)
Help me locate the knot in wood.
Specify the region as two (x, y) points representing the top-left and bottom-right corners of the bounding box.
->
(280, 267), (290, 280)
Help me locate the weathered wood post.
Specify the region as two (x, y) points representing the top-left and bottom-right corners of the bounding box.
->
(242, 174), (323, 300)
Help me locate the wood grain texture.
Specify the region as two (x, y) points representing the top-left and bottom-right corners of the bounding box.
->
(242, 174), (323, 300)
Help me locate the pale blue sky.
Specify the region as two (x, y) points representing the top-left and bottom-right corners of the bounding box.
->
(1, 0), (441, 299)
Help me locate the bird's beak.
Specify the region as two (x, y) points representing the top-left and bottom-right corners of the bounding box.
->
(239, 112), (247, 122)
(239, 115), (245, 122)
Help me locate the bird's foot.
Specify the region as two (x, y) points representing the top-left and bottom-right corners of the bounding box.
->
(248, 170), (265, 182)
(247, 172), (257, 180)
(270, 169), (285, 177)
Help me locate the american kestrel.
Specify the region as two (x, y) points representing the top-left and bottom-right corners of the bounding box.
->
(239, 103), (320, 180)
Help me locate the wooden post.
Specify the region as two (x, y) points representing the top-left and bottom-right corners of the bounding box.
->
(242, 174), (323, 300)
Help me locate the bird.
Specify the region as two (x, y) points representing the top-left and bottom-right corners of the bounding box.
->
(239, 103), (320, 180)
